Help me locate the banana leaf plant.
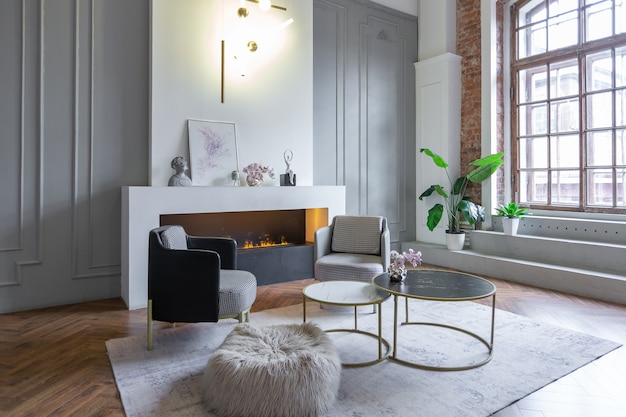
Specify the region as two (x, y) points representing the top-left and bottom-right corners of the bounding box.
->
(418, 148), (504, 234)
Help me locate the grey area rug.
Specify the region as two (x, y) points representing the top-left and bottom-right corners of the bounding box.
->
(106, 300), (620, 417)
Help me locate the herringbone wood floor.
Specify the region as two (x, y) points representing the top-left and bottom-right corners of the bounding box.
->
(1, 265), (625, 417)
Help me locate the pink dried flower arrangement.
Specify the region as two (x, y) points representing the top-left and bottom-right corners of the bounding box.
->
(388, 248), (422, 276)
(242, 163), (275, 186)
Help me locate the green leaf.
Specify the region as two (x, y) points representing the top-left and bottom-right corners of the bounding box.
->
(433, 184), (448, 199)
(451, 176), (468, 195)
(466, 152), (504, 183)
(419, 185), (448, 200)
(458, 199), (479, 225)
(420, 148), (448, 169)
(418, 185), (436, 200)
(469, 152), (504, 167)
(426, 204), (444, 231)
(466, 160), (502, 183)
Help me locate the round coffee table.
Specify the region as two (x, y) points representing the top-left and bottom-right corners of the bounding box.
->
(373, 269), (496, 371)
(302, 281), (391, 367)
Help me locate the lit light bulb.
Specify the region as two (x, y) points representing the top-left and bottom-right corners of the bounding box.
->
(259, 0), (271, 12)
(275, 18), (294, 31)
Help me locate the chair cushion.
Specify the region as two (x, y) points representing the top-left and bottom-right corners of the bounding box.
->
(315, 253), (384, 282)
(331, 216), (383, 255)
(219, 270), (257, 317)
(160, 226), (188, 250)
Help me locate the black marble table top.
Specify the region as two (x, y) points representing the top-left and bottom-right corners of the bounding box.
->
(373, 269), (496, 301)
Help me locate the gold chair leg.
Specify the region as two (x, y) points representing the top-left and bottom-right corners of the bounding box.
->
(237, 308), (251, 323)
(147, 299), (153, 351)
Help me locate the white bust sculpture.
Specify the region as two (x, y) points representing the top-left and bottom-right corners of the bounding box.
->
(168, 156), (192, 187)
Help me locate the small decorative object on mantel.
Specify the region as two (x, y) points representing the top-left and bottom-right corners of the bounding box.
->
(242, 162), (275, 186)
(168, 156), (192, 187)
(280, 149), (296, 186)
(388, 249), (423, 282)
(231, 170), (240, 186)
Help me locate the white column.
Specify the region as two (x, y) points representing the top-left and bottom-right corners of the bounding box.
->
(414, 53), (462, 244)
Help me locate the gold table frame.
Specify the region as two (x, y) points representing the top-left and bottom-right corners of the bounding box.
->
(302, 281), (391, 367)
(373, 269), (496, 371)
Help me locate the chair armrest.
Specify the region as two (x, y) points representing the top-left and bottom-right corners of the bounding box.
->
(188, 236), (237, 269)
(381, 221), (390, 270)
(148, 244), (221, 322)
(314, 226), (332, 260)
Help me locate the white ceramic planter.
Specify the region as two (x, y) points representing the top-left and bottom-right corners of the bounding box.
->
(502, 217), (520, 235)
(446, 231), (466, 250)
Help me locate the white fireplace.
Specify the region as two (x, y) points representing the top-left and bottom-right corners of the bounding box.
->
(121, 186), (346, 309)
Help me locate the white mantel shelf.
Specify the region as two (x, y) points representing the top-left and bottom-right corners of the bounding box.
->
(121, 186), (346, 310)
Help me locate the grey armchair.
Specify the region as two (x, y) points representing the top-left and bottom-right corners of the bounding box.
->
(314, 215), (390, 282)
(147, 225), (257, 350)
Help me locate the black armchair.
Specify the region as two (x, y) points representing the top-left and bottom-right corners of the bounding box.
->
(147, 225), (257, 350)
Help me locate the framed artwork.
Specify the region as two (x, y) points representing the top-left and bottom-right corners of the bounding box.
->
(188, 119), (239, 186)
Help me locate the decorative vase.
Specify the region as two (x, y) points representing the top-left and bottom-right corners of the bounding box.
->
(246, 176), (263, 187)
(445, 231), (466, 251)
(502, 217), (520, 236)
(388, 266), (407, 282)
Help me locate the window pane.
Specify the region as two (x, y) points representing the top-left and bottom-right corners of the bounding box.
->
(587, 168), (613, 205)
(618, 168), (626, 206)
(551, 134), (580, 167)
(550, 99), (579, 132)
(585, 0), (606, 5)
(587, 91), (614, 128)
(550, 60), (579, 98)
(520, 137), (549, 168)
(618, 89), (626, 126)
(586, 1), (614, 41)
(618, 129), (626, 164)
(520, 66), (548, 103)
(586, 130), (613, 165)
(548, 11), (578, 50)
(520, 171), (548, 203)
(586, 50), (613, 92)
(617, 46), (626, 87)
(551, 170), (580, 203)
(550, 0), (579, 16)
(519, 1), (547, 27)
(519, 23), (548, 58)
(618, 0), (625, 34)
(520, 103), (548, 135)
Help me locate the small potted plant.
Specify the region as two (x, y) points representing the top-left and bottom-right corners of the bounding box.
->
(419, 148), (504, 250)
(495, 202), (529, 236)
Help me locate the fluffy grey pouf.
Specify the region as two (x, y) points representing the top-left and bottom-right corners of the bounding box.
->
(202, 322), (341, 417)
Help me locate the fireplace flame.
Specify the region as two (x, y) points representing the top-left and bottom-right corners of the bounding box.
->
(242, 234), (289, 249)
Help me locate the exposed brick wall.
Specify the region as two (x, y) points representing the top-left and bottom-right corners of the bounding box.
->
(456, 0), (483, 203)
(456, 0), (505, 205)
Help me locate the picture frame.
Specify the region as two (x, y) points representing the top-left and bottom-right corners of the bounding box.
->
(188, 119), (239, 186)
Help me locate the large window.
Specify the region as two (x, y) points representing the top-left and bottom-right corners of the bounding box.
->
(512, 0), (626, 212)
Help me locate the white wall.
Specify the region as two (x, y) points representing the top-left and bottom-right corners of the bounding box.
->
(150, 0), (313, 186)
(0, 0), (149, 314)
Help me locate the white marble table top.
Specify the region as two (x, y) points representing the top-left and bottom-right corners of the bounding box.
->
(303, 281), (391, 306)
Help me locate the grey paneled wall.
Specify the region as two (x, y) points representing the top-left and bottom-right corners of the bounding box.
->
(312, 0), (417, 244)
(0, 0), (148, 313)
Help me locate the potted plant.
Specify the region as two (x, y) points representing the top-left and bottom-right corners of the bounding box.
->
(418, 148), (504, 250)
(495, 202), (529, 236)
